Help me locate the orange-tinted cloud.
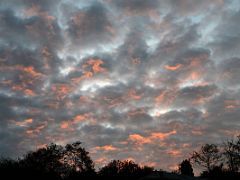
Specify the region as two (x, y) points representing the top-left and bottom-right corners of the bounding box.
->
(190, 71), (201, 80)
(87, 59), (106, 73)
(70, 59), (107, 84)
(60, 113), (89, 130)
(1, 65), (43, 79)
(26, 122), (47, 136)
(94, 157), (108, 166)
(73, 114), (88, 123)
(95, 145), (118, 151)
(128, 134), (152, 145)
(36, 144), (47, 149)
(151, 130), (177, 140)
(167, 149), (182, 157)
(12, 85), (36, 96)
(22, 66), (43, 78)
(224, 100), (240, 110)
(2, 65), (43, 96)
(105, 96), (123, 109)
(168, 164), (178, 171)
(129, 130), (177, 146)
(127, 89), (143, 100)
(15, 118), (33, 127)
(51, 84), (72, 100)
(24, 89), (36, 96)
(155, 89), (177, 108)
(60, 121), (70, 129)
(164, 64), (182, 71)
(70, 73), (92, 84)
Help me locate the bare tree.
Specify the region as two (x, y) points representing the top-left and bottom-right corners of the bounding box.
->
(191, 144), (221, 172)
(222, 135), (240, 172)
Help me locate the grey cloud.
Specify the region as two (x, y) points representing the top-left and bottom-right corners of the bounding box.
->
(112, 0), (160, 14)
(218, 57), (240, 87)
(67, 2), (114, 49)
(210, 10), (240, 58)
(178, 84), (217, 101)
(0, 8), (62, 49)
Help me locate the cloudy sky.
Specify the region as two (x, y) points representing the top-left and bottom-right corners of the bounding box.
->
(0, 0), (240, 171)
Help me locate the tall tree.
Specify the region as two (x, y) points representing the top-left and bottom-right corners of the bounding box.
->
(62, 141), (95, 173)
(191, 143), (221, 172)
(18, 141), (95, 178)
(178, 159), (194, 176)
(223, 135), (240, 172)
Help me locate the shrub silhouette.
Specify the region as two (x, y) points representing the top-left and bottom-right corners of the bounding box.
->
(178, 159), (194, 177)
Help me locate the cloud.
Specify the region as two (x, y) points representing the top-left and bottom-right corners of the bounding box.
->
(67, 2), (114, 49)
(218, 57), (240, 87)
(0, 0), (240, 173)
(177, 84), (217, 105)
(111, 0), (160, 16)
(94, 145), (118, 152)
(209, 10), (240, 58)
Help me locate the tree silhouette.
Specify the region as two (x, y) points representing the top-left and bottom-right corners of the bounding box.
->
(20, 143), (64, 178)
(99, 160), (123, 177)
(1, 136), (240, 180)
(12, 141), (94, 179)
(99, 160), (153, 179)
(62, 141), (95, 177)
(120, 160), (141, 177)
(191, 144), (221, 172)
(178, 159), (194, 176)
(222, 135), (240, 172)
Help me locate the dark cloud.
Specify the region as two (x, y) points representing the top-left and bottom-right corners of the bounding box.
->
(178, 84), (217, 101)
(67, 2), (114, 49)
(210, 10), (240, 58)
(218, 57), (240, 87)
(0, 7), (62, 48)
(112, 0), (160, 15)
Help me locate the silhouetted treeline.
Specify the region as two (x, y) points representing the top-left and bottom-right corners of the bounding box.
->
(0, 135), (240, 180)
(189, 135), (240, 180)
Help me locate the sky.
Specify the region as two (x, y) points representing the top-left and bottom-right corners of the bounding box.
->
(0, 0), (240, 172)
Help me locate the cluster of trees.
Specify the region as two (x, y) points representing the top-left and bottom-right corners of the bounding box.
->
(0, 135), (239, 180)
(188, 135), (240, 179)
(0, 142), (95, 179)
(0, 141), (153, 180)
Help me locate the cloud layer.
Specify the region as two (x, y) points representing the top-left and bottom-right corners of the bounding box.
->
(0, 0), (240, 172)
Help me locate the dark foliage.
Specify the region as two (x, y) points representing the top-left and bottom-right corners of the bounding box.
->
(178, 159), (194, 177)
(0, 141), (95, 180)
(99, 159), (153, 180)
(201, 164), (240, 180)
(0, 142), (153, 180)
(1, 135), (240, 180)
